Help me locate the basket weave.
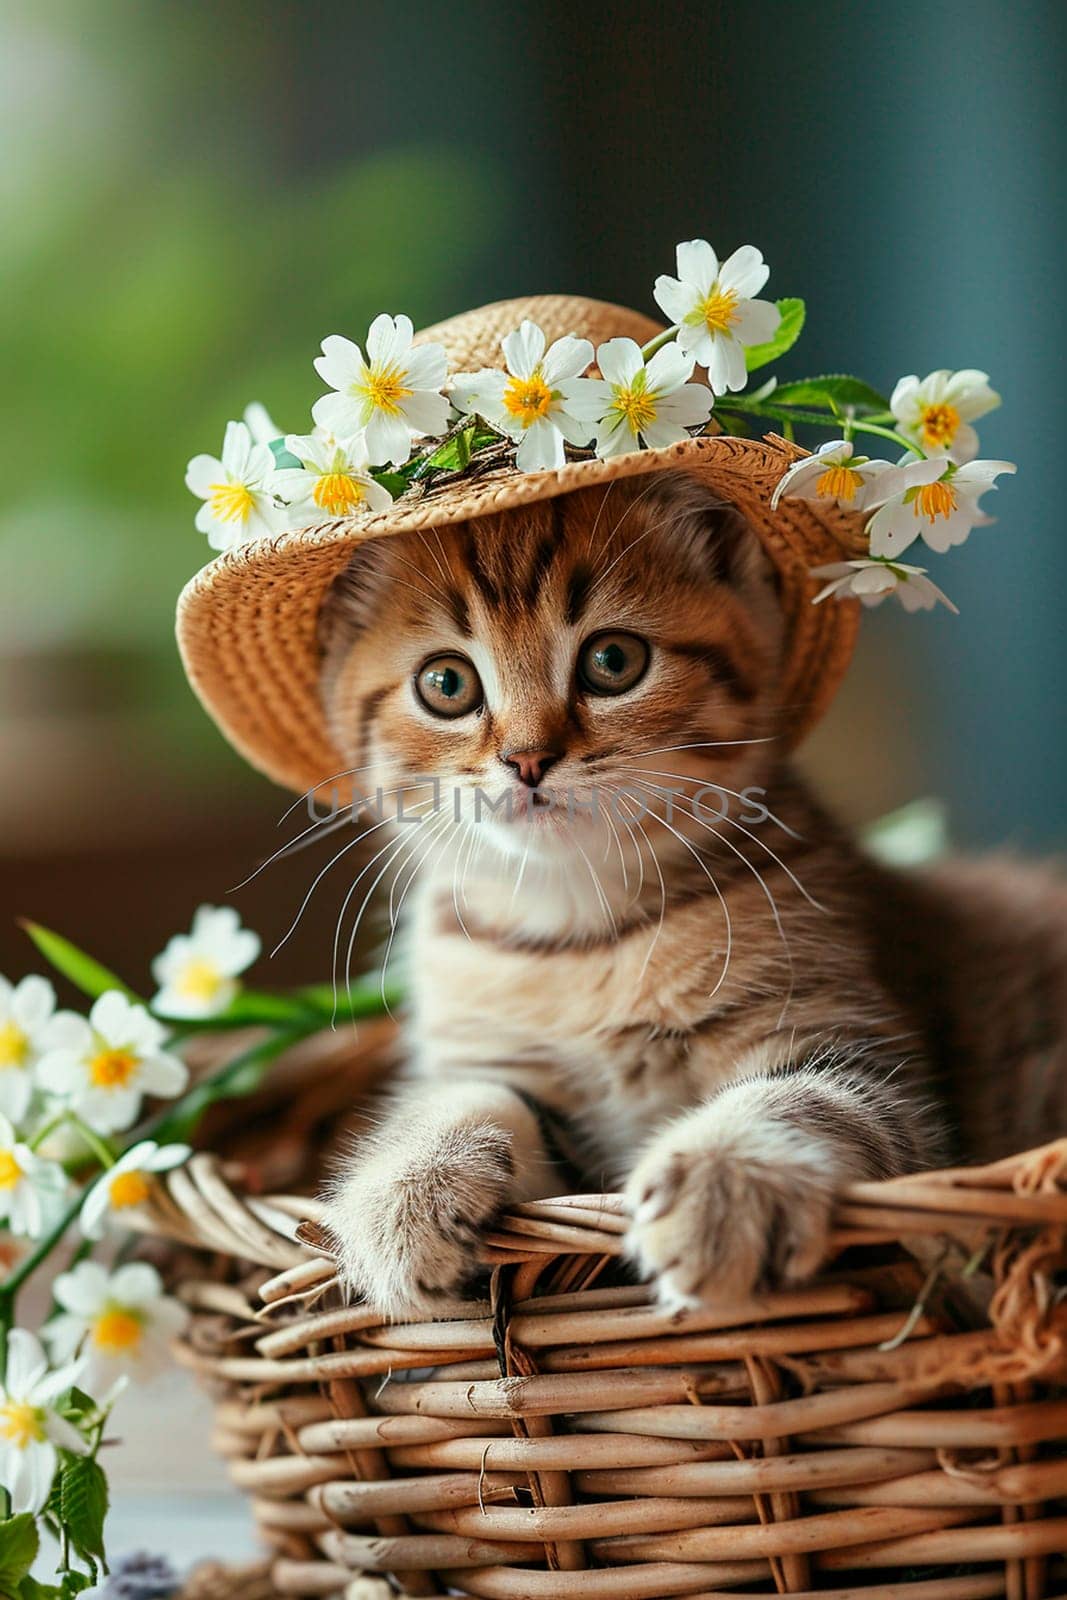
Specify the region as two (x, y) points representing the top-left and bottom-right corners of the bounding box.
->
(144, 1046), (1067, 1599)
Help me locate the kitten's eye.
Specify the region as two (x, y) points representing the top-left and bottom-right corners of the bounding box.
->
(578, 631), (650, 696)
(415, 654), (483, 718)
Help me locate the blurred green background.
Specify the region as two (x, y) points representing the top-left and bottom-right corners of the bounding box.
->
(2, 0), (1065, 986)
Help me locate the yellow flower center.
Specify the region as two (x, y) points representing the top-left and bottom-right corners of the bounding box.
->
(109, 1170), (152, 1210)
(89, 1048), (138, 1089)
(312, 472), (367, 515)
(921, 403), (961, 449)
(913, 480), (958, 520)
(359, 364), (412, 416)
(695, 287), (741, 335)
(174, 957), (225, 1004)
(614, 381), (657, 436)
(92, 1307), (144, 1354)
(208, 482), (256, 524)
(0, 1401), (44, 1450)
(0, 1021), (28, 1069)
(815, 464), (864, 503)
(502, 371), (554, 427)
(0, 1150), (24, 1190)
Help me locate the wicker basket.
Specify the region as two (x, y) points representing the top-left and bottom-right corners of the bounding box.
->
(142, 1037), (1067, 1600)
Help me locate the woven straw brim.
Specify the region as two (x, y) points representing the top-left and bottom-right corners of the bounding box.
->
(176, 431), (862, 797)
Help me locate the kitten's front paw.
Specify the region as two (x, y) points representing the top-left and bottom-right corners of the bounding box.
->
(324, 1123), (513, 1319)
(624, 1123), (836, 1308)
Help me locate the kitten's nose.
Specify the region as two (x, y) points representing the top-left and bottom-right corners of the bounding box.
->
(502, 748), (561, 788)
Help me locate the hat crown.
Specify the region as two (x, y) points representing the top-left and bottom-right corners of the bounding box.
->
(414, 295), (663, 373)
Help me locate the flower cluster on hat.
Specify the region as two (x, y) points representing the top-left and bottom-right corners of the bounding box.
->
(45, 1261), (188, 1391)
(812, 559), (958, 613)
(312, 314), (450, 468)
(868, 458), (1016, 560)
(274, 431), (394, 524)
(0, 1114), (67, 1238)
(79, 1139), (191, 1241)
(451, 320), (594, 472)
(890, 369), (1000, 462)
(37, 991), (187, 1135)
(0, 1329), (89, 1515)
(653, 240), (780, 395)
(770, 439), (895, 513)
(564, 338), (714, 457)
(151, 903), (260, 1019)
(0, 973), (58, 1126)
(185, 420), (282, 551)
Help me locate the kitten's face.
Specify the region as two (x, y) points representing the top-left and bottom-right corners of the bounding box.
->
(320, 475), (785, 871)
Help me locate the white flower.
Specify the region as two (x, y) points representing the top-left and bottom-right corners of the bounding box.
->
(653, 240), (781, 395)
(771, 439), (895, 512)
(451, 320), (594, 472)
(185, 420), (282, 551)
(79, 1140), (190, 1240)
(312, 315), (449, 468)
(0, 1329), (88, 1515)
(0, 974), (57, 1127)
(45, 1261), (188, 1391)
(242, 400), (283, 446)
(274, 432), (393, 524)
(36, 991), (188, 1135)
(562, 338), (714, 458)
(0, 1114), (67, 1239)
(868, 458), (1017, 561)
(811, 559), (958, 613)
(890, 369), (1000, 463)
(151, 904), (260, 1019)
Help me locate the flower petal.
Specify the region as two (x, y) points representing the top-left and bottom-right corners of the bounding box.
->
(502, 321), (546, 380)
(595, 338), (643, 390)
(675, 239), (718, 293)
(717, 244), (770, 299)
(541, 335), (593, 387)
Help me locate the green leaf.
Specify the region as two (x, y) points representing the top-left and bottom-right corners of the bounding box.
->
(152, 988), (321, 1031)
(769, 374), (890, 415)
(21, 923), (140, 1005)
(146, 1025), (307, 1143)
(268, 437), (302, 471)
(54, 1387), (97, 1427)
(19, 1580), (62, 1600)
(370, 470), (407, 499)
(59, 1456), (108, 1566)
(744, 298), (805, 372)
(296, 976), (404, 1019)
(0, 1515), (39, 1597)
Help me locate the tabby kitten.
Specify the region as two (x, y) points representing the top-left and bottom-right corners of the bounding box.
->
(317, 473), (1067, 1316)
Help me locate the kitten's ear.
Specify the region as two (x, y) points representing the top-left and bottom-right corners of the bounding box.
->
(651, 471), (780, 596)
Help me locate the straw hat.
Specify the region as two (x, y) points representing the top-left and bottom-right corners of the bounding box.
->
(176, 294), (862, 797)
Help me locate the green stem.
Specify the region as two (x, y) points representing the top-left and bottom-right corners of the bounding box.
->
(67, 1115), (117, 1171)
(28, 1110), (69, 1152)
(717, 399), (927, 459)
(640, 325), (680, 359)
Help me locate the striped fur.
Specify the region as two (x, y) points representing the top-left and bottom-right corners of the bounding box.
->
(316, 473), (1067, 1315)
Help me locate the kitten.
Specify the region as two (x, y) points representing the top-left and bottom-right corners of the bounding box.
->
(316, 473), (1067, 1316)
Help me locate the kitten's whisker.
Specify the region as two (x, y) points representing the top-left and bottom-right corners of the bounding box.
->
(273, 812), (401, 960)
(379, 812), (453, 1015)
(238, 781), (430, 891)
(612, 792), (666, 981)
(628, 775), (796, 1024)
(451, 821), (476, 943)
(616, 764), (803, 841)
(276, 761), (385, 828)
(573, 834), (617, 939)
(619, 737), (775, 759)
(509, 826), (534, 907)
(624, 785), (733, 1001)
(324, 804), (436, 1013)
(339, 809), (437, 1021)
